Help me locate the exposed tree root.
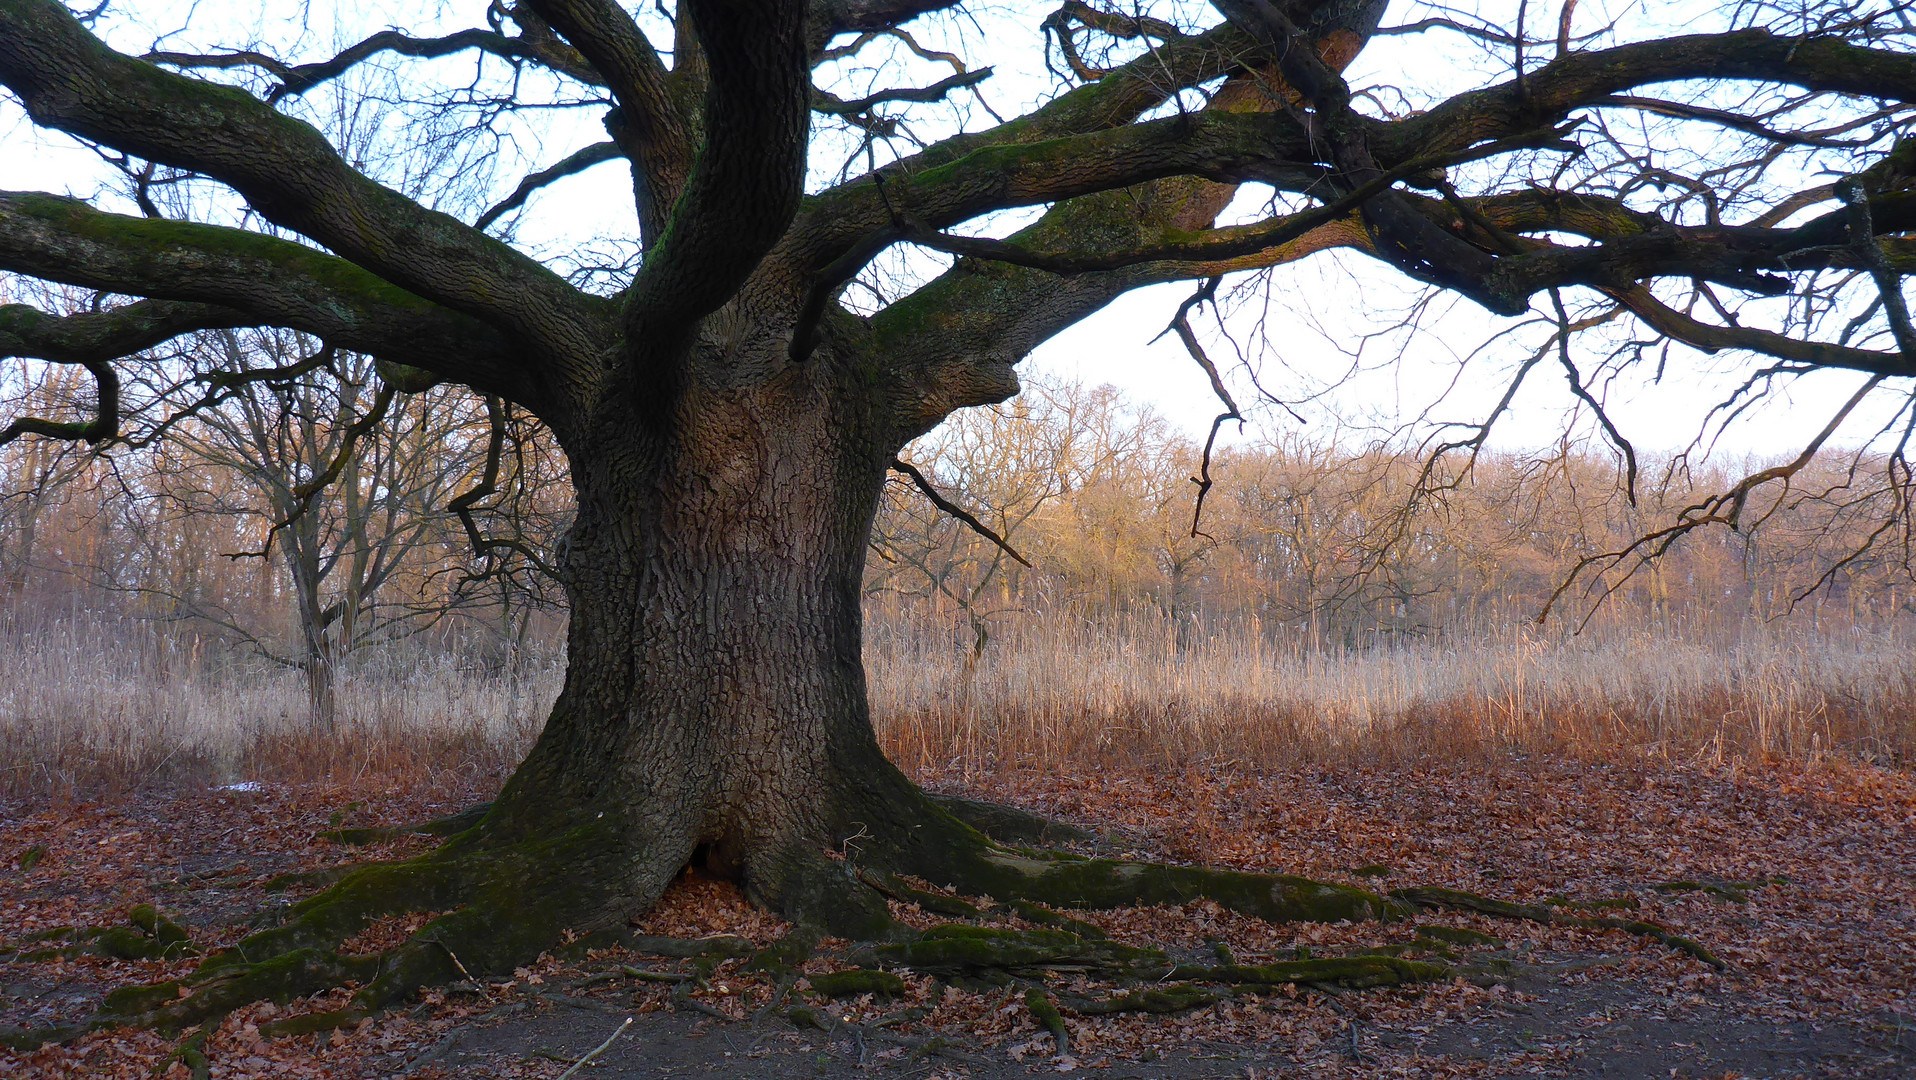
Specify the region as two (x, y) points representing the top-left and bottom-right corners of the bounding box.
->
(315, 802), (493, 846)
(807, 968), (907, 998)
(1024, 986), (1071, 1053)
(1065, 982), (1223, 1015)
(1392, 886), (1726, 969)
(1, 789), (1727, 1060)
(1, 904), (195, 963)
(925, 793), (1098, 848)
(152, 1026), (211, 1080)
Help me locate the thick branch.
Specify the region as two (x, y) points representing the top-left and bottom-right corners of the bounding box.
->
(790, 20), (1252, 267)
(1381, 28), (1916, 168)
(0, 0), (597, 358)
(0, 298), (247, 363)
(623, 0), (811, 352)
(1607, 284), (1916, 378)
(0, 192), (532, 404)
(524, 0), (693, 238)
(886, 125), (1568, 276)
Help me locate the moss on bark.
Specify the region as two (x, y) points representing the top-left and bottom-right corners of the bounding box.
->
(1065, 983), (1222, 1015)
(808, 969), (907, 998)
(1393, 886), (1724, 968)
(1024, 986), (1071, 1052)
(872, 925), (1165, 977)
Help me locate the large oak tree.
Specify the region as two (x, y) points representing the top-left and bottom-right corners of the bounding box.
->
(3, 0), (1914, 1034)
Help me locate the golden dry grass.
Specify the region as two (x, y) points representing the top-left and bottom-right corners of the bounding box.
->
(3, 609), (1912, 800)
(870, 610), (1916, 773)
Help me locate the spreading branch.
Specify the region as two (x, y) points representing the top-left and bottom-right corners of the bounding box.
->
(0, 298), (248, 363)
(0, 192), (532, 403)
(621, 0), (812, 353)
(0, 0), (594, 355)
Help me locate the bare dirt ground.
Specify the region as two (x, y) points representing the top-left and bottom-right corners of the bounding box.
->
(3, 754), (1912, 1079)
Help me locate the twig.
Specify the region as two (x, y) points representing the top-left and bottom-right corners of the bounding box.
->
(430, 938), (475, 982)
(1153, 277), (1239, 538)
(555, 1016), (631, 1080)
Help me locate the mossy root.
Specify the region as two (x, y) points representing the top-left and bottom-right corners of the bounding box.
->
(317, 802), (493, 846)
(926, 794), (1096, 847)
(808, 969), (907, 998)
(1392, 886), (1724, 969)
(945, 846), (1408, 925)
(1024, 986), (1071, 1053)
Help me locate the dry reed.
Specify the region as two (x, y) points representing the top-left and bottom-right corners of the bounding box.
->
(866, 609), (1916, 776)
(0, 613), (551, 799)
(3, 608), (1911, 801)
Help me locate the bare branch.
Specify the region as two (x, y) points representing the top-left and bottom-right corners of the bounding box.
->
(1551, 289), (1638, 504)
(448, 396), (560, 578)
(476, 141), (624, 231)
(1159, 278), (1241, 540)
(889, 457), (1031, 567)
(1541, 376), (1884, 625)
(145, 25), (604, 104)
(814, 66), (992, 116)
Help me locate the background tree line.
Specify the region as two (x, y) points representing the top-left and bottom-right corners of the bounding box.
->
(11, 332), (1916, 722)
(873, 376), (1916, 650)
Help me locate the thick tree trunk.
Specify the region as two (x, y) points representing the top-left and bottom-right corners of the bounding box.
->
(478, 354), (920, 932)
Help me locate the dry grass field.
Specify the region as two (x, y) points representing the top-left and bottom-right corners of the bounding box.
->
(5, 610), (1911, 798)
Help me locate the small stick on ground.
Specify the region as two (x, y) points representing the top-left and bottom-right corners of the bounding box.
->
(556, 1016), (631, 1080)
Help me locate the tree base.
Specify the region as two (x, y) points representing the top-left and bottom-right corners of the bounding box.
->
(0, 784), (1723, 1056)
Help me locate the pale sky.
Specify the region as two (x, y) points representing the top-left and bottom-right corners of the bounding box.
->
(1, 0), (1901, 465)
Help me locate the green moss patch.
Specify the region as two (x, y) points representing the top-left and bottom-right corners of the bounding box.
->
(807, 969), (907, 998)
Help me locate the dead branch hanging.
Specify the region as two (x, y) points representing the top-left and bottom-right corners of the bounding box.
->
(1152, 277), (1241, 539)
